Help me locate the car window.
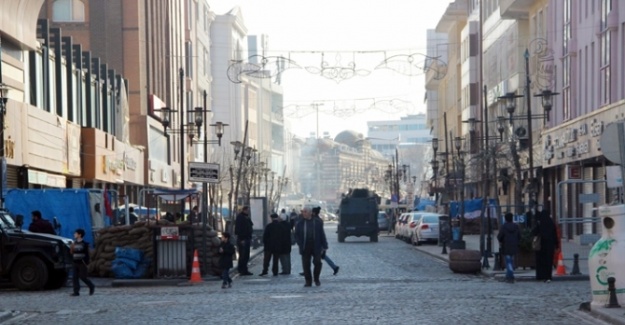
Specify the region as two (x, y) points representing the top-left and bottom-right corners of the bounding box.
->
(423, 216), (439, 223)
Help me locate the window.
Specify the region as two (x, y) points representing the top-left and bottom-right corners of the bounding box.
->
(599, 0), (612, 105)
(185, 41), (193, 79)
(562, 0), (571, 120)
(52, 0), (85, 22)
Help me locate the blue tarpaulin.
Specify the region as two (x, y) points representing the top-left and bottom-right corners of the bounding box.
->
(414, 198), (435, 211)
(449, 198), (498, 219)
(5, 189), (95, 246)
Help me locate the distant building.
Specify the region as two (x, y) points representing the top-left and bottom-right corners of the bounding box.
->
(297, 130), (389, 208)
(367, 114), (431, 158)
(367, 114), (432, 196)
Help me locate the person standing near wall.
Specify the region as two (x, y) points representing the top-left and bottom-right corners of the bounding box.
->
(235, 206), (254, 276)
(532, 210), (559, 283)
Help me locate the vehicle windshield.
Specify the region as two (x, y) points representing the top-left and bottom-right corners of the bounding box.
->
(0, 212), (17, 230)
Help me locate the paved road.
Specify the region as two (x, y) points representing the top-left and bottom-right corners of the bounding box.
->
(0, 222), (606, 325)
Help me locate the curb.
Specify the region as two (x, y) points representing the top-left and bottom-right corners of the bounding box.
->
(587, 304), (625, 325)
(0, 311), (13, 323)
(414, 247), (589, 281)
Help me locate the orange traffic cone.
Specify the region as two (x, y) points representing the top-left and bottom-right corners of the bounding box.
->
(555, 251), (566, 276)
(189, 249), (202, 283)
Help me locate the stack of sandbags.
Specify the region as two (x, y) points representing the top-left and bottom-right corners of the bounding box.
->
(189, 226), (223, 276)
(89, 221), (153, 277)
(89, 220), (224, 278)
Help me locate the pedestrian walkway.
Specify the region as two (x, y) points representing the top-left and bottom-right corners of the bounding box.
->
(399, 233), (625, 325)
(410, 233), (590, 280)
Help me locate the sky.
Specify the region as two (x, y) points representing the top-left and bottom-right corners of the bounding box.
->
(211, 1), (452, 139)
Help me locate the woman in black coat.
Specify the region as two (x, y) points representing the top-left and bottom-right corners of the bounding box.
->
(532, 210), (559, 282)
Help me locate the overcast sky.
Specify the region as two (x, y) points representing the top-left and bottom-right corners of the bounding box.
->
(210, 1), (452, 138)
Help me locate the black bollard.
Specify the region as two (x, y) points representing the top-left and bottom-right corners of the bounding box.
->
(493, 252), (503, 271)
(441, 240), (448, 255)
(570, 253), (581, 275)
(482, 250), (490, 269)
(605, 277), (621, 308)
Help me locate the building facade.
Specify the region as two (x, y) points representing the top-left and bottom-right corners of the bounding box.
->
(427, 0), (623, 243)
(0, 1), (144, 204)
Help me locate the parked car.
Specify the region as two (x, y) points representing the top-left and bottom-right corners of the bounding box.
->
(394, 213), (408, 239)
(401, 212), (422, 243)
(410, 213), (444, 246)
(377, 211), (389, 231)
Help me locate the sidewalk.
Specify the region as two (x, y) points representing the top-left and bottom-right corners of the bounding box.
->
(406, 233), (625, 325)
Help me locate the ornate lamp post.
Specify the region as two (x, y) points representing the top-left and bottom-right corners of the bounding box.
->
(0, 83), (9, 207)
(498, 49), (559, 219)
(499, 87), (558, 216)
(450, 136), (466, 249)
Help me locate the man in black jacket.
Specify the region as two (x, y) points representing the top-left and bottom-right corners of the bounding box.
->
(260, 213), (283, 276)
(295, 206), (328, 287)
(235, 206), (254, 276)
(278, 214), (293, 275)
(497, 212), (521, 283)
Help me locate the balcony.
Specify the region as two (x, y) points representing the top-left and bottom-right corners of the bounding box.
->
(500, 0), (533, 19)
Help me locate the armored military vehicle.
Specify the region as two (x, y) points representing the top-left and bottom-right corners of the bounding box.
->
(0, 212), (73, 290)
(337, 188), (379, 242)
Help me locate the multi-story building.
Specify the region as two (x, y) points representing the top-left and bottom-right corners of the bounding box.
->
(539, 0), (625, 239)
(211, 9), (287, 211)
(427, 0), (624, 243)
(0, 1), (143, 200)
(41, 0), (217, 201)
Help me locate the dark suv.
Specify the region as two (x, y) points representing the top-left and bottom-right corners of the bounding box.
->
(0, 211), (73, 290)
(337, 189), (379, 242)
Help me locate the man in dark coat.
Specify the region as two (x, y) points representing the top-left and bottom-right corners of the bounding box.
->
(312, 207), (339, 275)
(532, 210), (559, 282)
(497, 212), (521, 283)
(278, 214), (293, 275)
(260, 213), (284, 276)
(294, 206), (328, 287)
(28, 210), (56, 235)
(235, 206), (254, 275)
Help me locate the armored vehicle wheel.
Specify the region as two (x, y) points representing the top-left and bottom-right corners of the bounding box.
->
(11, 256), (49, 290)
(338, 232), (346, 243)
(370, 233), (378, 242)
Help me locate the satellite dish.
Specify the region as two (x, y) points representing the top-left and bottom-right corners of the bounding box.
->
(515, 126), (527, 138)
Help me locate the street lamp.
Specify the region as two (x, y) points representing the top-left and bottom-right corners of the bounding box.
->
(534, 89), (559, 123)
(0, 83), (9, 208)
(156, 91), (228, 220)
(498, 62), (559, 217)
(451, 136), (466, 249)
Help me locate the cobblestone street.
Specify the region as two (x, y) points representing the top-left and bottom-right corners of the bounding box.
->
(0, 223), (604, 325)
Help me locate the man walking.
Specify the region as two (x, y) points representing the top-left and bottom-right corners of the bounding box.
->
(312, 207), (339, 275)
(235, 206), (254, 276)
(295, 206), (328, 287)
(497, 212), (521, 283)
(278, 212), (293, 275)
(70, 228), (95, 296)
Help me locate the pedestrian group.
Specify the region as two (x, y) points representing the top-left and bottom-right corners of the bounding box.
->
(223, 205), (339, 289)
